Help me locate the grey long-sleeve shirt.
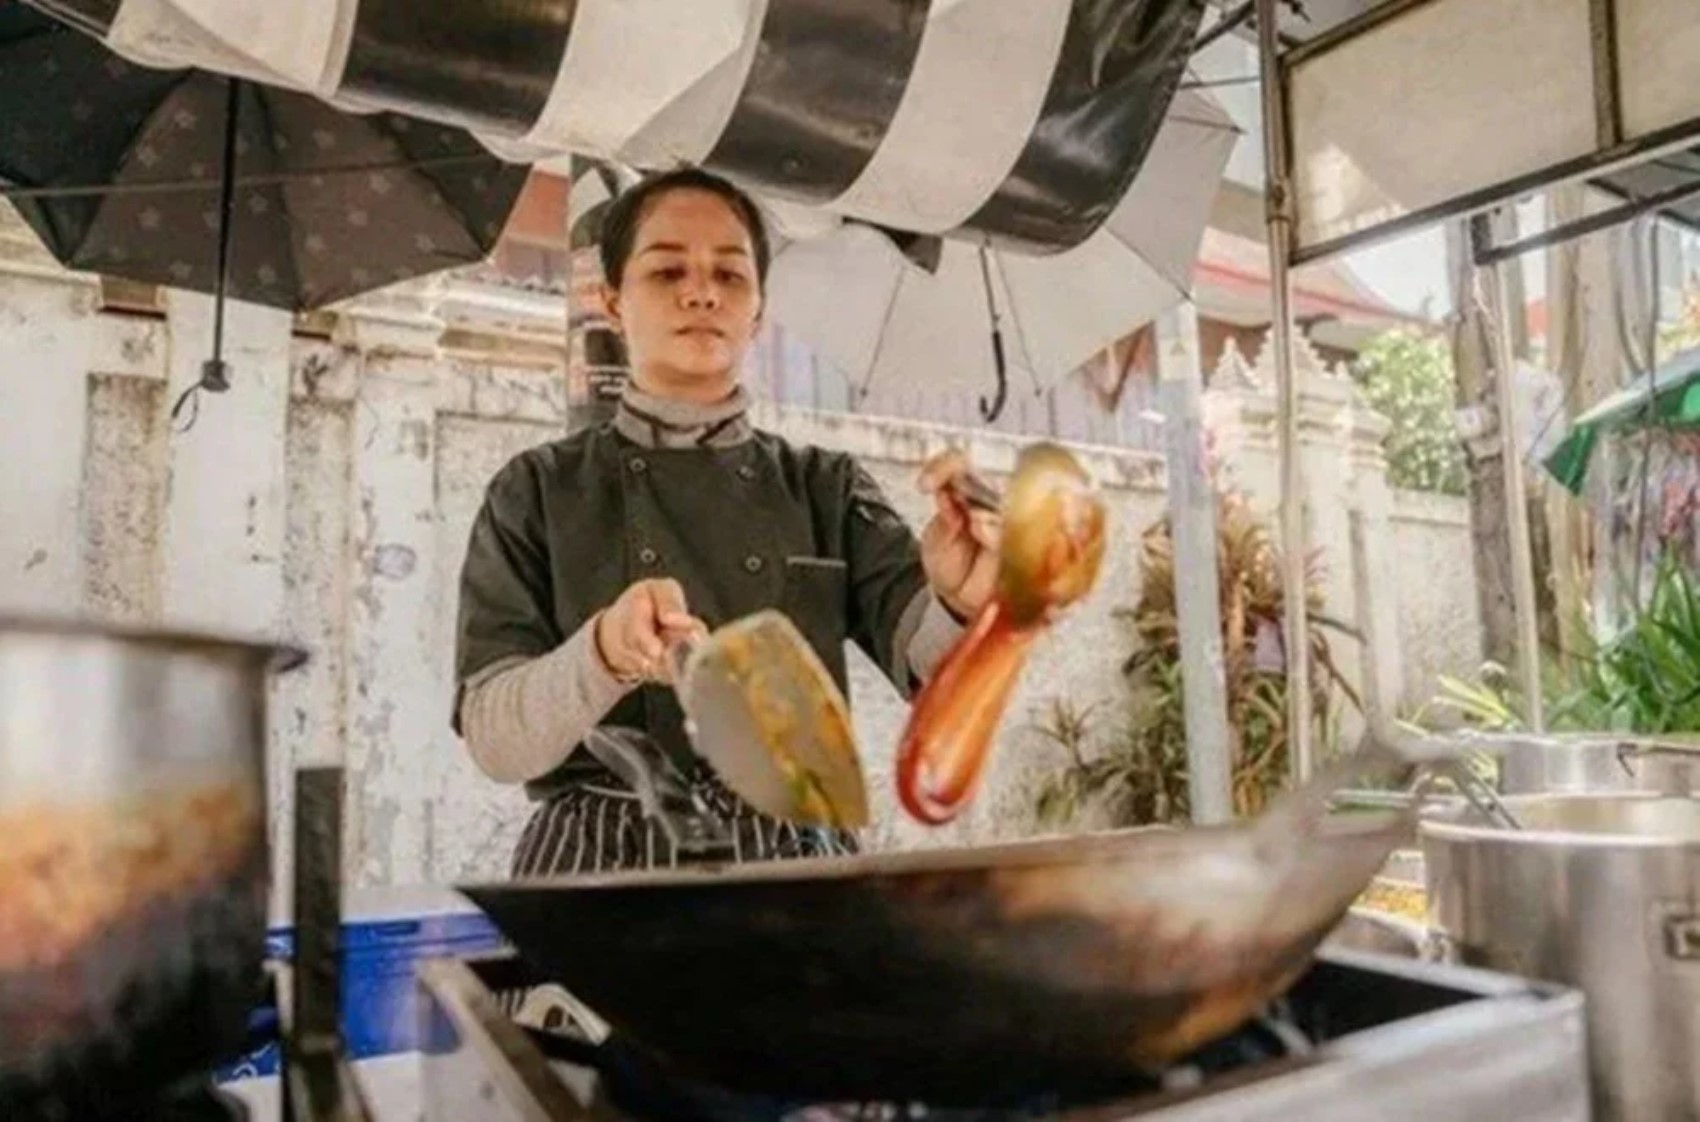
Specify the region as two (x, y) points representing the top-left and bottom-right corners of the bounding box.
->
(453, 383), (966, 794)
(459, 592), (964, 784)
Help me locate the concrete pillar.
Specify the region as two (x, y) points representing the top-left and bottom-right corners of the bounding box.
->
(1343, 392), (1403, 729)
(334, 283), (445, 886)
(155, 289), (295, 912)
(1203, 329), (1403, 755)
(1201, 338), (1280, 511)
(0, 206), (100, 615)
(158, 290), (293, 635)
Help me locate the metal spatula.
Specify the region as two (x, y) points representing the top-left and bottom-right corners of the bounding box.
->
(669, 611), (870, 830)
(582, 726), (733, 856)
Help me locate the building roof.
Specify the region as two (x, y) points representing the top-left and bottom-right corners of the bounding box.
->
(1193, 227), (1425, 330)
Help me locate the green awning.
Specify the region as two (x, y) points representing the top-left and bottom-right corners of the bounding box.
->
(1543, 349), (1700, 493)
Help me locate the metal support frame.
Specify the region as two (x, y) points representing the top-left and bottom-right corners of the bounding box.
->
(1256, 0), (1314, 782)
(1590, 0), (1624, 150)
(284, 765), (375, 1122)
(1280, 0), (1440, 69)
(1283, 0), (1700, 268)
(1256, 0), (1700, 752)
(1292, 117), (1700, 266)
(1470, 215), (1548, 731)
(1474, 175), (1700, 266)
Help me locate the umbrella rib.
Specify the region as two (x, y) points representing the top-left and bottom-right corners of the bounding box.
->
(1167, 114), (1240, 132)
(245, 82), (306, 303)
(855, 264), (910, 403)
(0, 154), (497, 201)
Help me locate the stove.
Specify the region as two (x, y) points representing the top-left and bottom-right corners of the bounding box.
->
(415, 947), (1591, 1122)
(23, 761), (1591, 1122)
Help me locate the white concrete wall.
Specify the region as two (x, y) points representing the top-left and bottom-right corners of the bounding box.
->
(1389, 489), (1484, 711)
(0, 223), (1486, 887)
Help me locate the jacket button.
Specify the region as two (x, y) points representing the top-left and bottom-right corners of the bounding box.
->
(629, 456), (648, 474)
(737, 465), (757, 481)
(744, 555), (764, 574)
(639, 547), (659, 566)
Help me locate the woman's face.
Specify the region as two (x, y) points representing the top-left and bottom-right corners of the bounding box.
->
(606, 188), (763, 398)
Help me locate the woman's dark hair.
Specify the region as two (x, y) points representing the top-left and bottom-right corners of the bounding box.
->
(599, 167), (771, 290)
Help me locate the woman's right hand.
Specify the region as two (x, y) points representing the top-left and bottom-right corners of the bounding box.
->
(593, 578), (707, 685)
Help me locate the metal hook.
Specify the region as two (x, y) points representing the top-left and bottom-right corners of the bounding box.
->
(979, 328), (1009, 423)
(976, 246), (1009, 423)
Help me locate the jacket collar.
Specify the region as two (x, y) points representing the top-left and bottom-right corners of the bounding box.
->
(612, 381), (753, 449)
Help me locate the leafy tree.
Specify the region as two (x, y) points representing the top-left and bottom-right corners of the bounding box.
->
(1353, 330), (1468, 495)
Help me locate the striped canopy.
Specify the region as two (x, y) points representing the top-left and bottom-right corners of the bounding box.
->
(29, 0), (1209, 255)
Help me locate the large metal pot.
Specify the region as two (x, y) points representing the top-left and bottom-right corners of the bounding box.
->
(1480, 731), (1700, 795)
(0, 616), (302, 1117)
(1422, 792), (1700, 1122)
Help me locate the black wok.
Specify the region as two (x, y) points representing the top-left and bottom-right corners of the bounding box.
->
(462, 737), (1441, 1105)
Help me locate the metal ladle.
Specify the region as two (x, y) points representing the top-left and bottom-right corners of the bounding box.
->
(1330, 726), (1523, 830)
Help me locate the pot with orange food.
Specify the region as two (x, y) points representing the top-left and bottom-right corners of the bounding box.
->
(0, 617), (302, 1117)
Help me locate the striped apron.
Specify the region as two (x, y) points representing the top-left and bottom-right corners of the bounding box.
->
(509, 763), (858, 876)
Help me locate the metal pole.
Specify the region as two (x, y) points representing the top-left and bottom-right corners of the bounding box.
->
(1255, 0), (1314, 780)
(1482, 222), (1547, 730)
(1156, 303), (1233, 824)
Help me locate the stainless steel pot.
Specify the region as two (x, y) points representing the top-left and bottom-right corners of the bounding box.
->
(1422, 792), (1700, 1122)
(1477, 731), (1700, 795)
(0, 616), (303, 1116)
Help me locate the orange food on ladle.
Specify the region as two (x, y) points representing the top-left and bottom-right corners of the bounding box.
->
(897, 444), (1107, 824)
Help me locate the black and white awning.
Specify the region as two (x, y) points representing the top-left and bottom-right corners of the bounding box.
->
(32, 0), (1209, 255)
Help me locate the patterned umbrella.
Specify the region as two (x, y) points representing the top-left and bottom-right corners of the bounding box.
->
(0, 2), (528, 312)
(764, 87), (1238, 413)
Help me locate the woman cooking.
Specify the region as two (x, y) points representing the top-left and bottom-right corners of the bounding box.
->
(453, 167), (1000, 876)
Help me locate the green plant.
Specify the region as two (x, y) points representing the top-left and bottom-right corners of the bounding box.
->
(1029, 697), (1115, 826)
(1352, 330), (1469, 496)
(1417, 554), (1700, 735)
(1413, 664), (1524, 731)
(1034, 488), (1359, 827)
(1555, 554), (1700, 732)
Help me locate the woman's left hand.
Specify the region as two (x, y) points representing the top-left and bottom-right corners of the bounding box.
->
(919, 450), (1001, 619)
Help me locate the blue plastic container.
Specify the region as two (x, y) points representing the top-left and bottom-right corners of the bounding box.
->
(216, 893), (504, 1081)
